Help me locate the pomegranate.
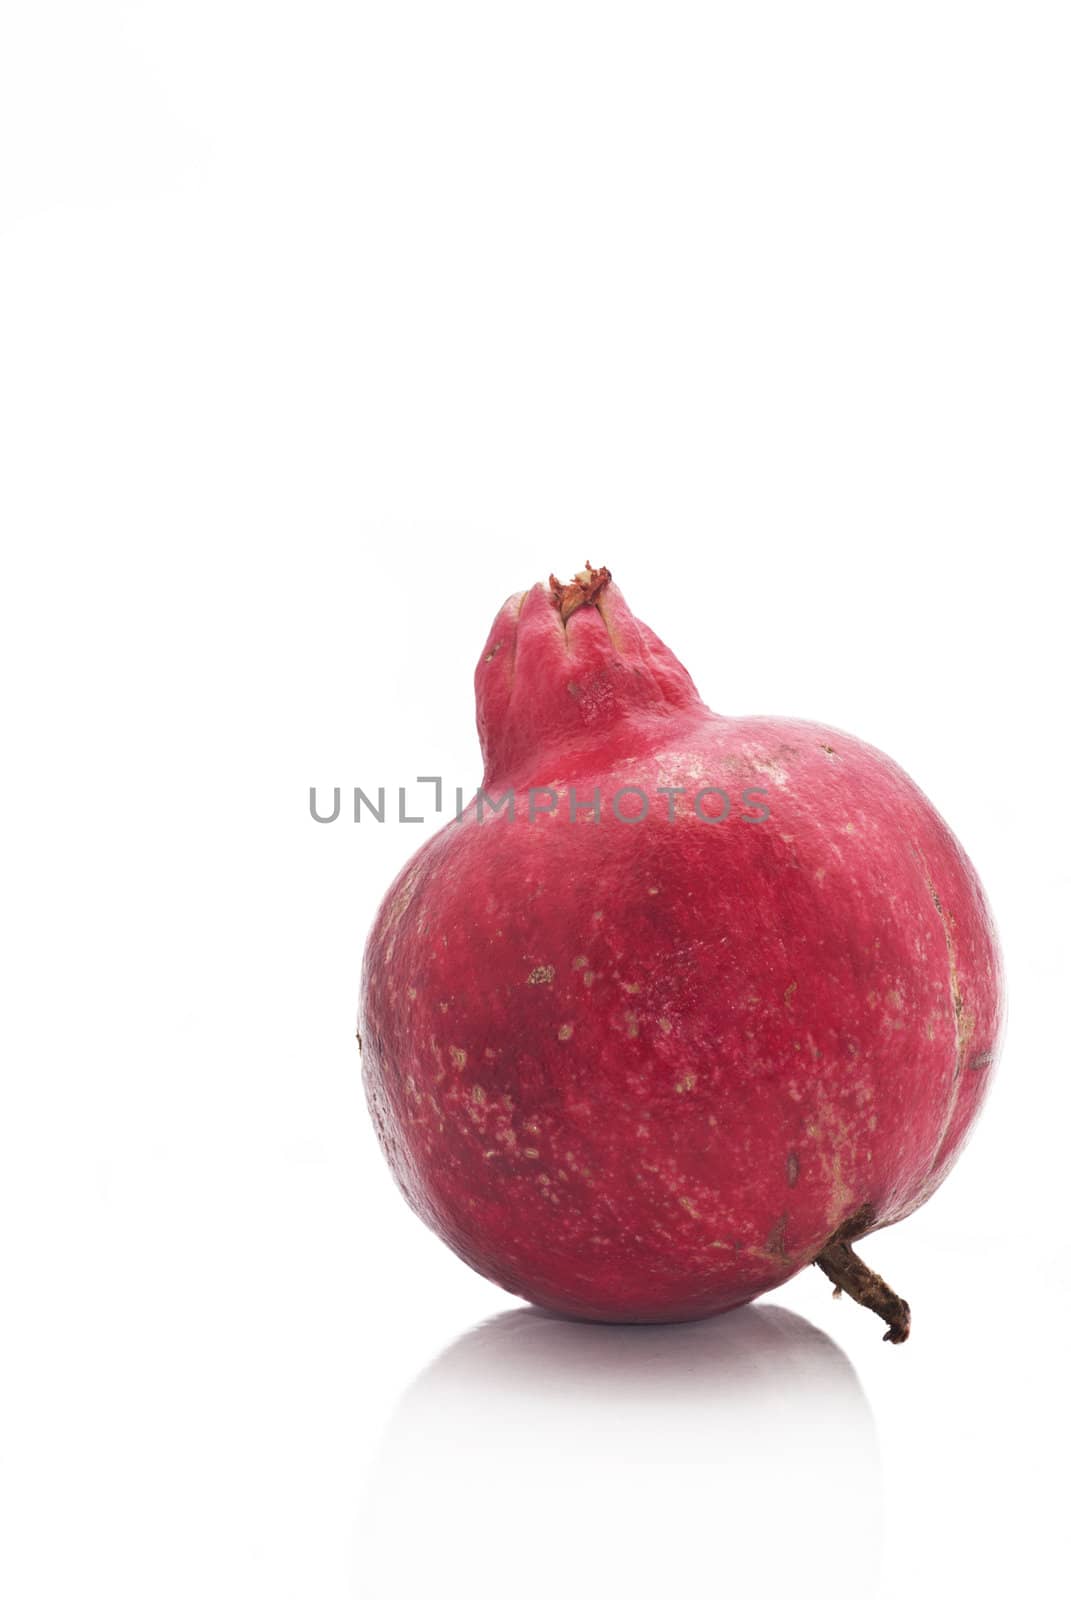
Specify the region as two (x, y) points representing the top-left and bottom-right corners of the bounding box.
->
(360, 565), (1002, 1340)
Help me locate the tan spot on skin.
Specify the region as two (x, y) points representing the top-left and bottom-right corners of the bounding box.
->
(784, 981), (797, 1008)
(675, 1074), (697, 1093)
(787, 1151), (800, 1187)
(439, 1001), (449, 1013)
(679, 1197), (699, 1217)
(624, 1012), (639, 1039)
(407, 987), (417, 1000)
(523, 1147), (540, 1159)
(623, 981), (642, 995)
(806, 1101), (854, 1225)
(471, 1085), (486, 1104)
(924, 866), (976, 1141)
(658, 1017), (672, 1034)
(766, 1214), (789, 1258)
(886, 989), (904, 1010)
(558, 1023), (574, 1041)
(648, 886), (660, 895)
(528, 965), (555, 985)
(572, 955), (589, 970)
(449, 1046), (467, 1069)
(583, 970), (595, 988)
(814, 868), (826, 884)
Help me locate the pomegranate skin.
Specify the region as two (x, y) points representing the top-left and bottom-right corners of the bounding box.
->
(360, 574), (1002, 1324)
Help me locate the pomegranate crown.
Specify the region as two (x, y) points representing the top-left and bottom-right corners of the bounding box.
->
(474, 562), (703, 781)
(548, 562), (612, 622)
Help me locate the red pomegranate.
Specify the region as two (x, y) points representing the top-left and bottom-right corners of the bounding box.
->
(360, 565), (1002, 1340)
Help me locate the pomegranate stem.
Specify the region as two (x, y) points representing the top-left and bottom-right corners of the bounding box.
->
(814, 1228), (911, 1344)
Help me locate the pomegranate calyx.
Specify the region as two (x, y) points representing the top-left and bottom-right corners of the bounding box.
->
(548, 561), (612, 622)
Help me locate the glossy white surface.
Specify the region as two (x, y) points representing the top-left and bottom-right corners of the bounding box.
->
(2, 6), (1067, 1596)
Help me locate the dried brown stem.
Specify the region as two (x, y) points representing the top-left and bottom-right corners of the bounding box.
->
(814, 1213), (911, 1345)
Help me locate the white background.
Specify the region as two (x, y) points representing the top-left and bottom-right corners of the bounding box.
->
(2, 5), (1068, 1597)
